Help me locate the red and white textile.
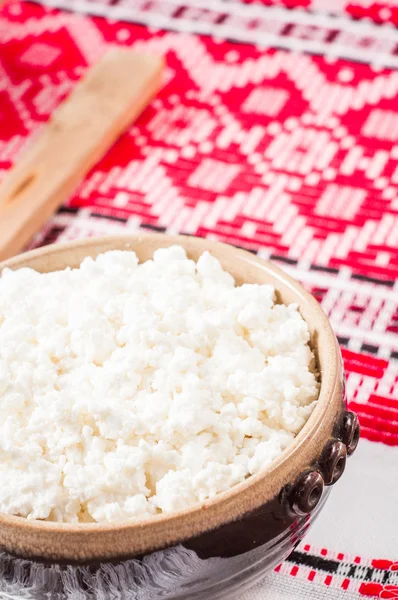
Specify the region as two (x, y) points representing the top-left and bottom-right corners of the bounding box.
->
(0, 0), (397, 597)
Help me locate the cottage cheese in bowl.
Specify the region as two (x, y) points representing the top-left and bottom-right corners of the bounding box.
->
(0, 246), (319, 524)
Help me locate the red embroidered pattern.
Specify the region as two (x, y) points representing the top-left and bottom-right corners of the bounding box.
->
(0, 3), (397, 596)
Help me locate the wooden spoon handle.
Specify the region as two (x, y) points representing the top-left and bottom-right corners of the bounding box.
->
(0, 49), (163, 261)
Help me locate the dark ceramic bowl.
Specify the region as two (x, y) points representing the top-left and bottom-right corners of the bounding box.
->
(0, 234), (359, 599)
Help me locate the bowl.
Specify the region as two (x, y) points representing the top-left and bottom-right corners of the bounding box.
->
(0, 234), (359, 599)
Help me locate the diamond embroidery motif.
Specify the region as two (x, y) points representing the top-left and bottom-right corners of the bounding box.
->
(20, 42), (61, 67)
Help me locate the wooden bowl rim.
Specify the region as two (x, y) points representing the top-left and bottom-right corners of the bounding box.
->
(0, 234), (340, 545)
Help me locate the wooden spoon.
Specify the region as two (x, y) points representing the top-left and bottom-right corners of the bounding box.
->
(0, 48), (163, 261)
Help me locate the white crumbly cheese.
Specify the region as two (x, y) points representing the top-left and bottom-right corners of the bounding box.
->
(0, 246), (318, 523)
